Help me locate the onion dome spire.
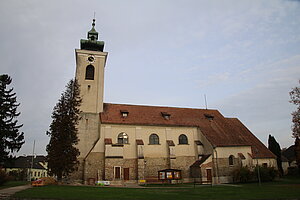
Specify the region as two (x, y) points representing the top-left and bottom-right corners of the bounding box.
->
(88, 18), (98, 41)
(80, 18), (105, 52)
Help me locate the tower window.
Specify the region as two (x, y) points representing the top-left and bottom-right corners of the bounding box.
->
(179, 134), (188, 144)
(229, 155), (234, 166)
(117, 132), (128, 144)
(149, 134), (159, 145)
(85, 65), (95, 80)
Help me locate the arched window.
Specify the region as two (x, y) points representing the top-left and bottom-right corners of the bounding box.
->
(179, 134), (188, 144)
(229, 155), (234, 166)
(85, 65), (95, 80)
(149, 134), (159, 145)
(117, 132), (128, 144)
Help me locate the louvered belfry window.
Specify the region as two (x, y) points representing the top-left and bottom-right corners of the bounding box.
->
(85, 65), (95, 80)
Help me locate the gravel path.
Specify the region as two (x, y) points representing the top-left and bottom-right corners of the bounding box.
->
(0, 185), (31, 200)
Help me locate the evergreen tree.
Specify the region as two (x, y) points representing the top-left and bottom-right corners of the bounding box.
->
(0, 74), (24, 165)
(295, 137), (300, 173)
(268, 134), (283, 175)
(290, 80), (300, 171)
(290, 80), (300, 138)
(46, 79), (81, 181)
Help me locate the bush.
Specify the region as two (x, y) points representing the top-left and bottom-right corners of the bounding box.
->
(0, 169), (9, 185)
(232, 167), (253, 183)
(254, 166), (278, 182)
(232, 166), (278, 183)
(287, 166), (299, 176)
(8, 169), (27, 181)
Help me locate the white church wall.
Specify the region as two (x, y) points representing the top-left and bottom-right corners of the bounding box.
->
(91, 125), (106, 153)
(76, 113), (101, 158)
(197, 128), (214, 155)
(167, 127), (197, 157)
(215, 146), (252, 160)
(253, 158), (277, 168)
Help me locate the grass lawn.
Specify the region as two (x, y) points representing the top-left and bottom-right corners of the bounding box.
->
(0, 181), (29, 189)
(13, 178), (300, 200)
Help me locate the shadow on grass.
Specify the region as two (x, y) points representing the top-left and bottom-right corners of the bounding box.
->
(12, 177), (300, 200)
(0, 181), (29, 190)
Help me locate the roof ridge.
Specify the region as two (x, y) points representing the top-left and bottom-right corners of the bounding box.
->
(103, 102), (218, 111)
(226, 117), (238, 120)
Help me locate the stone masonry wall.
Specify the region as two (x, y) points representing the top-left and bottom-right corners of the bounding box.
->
(104, 158), (137, 181)
(123, 159), (138, 180)
(170, 156), (196, 179)
(200, 161), (213, 180)
(84, 152), (105, 182)
(69, 158), (84, 184)
(213, 157), (240, 183)
(137, 159), (145, 180)
(144, 157), (169, 180)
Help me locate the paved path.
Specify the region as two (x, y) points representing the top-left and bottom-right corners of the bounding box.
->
(0, 185), (31, 200)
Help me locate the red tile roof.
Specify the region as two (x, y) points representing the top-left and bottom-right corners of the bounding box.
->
(190, 155), (211, 167)
(195, 140), (203, 145)
(136, 139), (144, 145)
(226, 118), (275, 159)
(238, 153), (246, 159)
(167, 140), (175, 146)
(104, 138), (112, 145)
(100, 103), (275, 159)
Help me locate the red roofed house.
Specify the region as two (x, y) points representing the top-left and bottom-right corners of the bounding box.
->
(70, 19), (276, 185)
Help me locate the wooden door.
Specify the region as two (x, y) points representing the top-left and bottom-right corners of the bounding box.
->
(124, 168), (129, 180)
(114, 167), (121, 179)
(206, 169), (212, 182)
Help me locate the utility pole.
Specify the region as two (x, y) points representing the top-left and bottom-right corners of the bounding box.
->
(255, 148), (261, 186)
(29, 140), (35, 181)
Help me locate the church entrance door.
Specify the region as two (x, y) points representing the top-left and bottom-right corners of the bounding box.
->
(124, 168), (129, 180)
(206, 169), (212, 182)
(114, 167), (121, 179)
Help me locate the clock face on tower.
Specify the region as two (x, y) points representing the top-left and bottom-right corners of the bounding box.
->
(87, 55), (95, 63)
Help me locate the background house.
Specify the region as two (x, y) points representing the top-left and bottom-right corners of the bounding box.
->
(4, 155), (48, 181)
(282, 145), (298, 175)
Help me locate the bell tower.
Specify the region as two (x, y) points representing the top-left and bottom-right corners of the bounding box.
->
(75, 19), (108, 113)
(74, 18), (108, 171)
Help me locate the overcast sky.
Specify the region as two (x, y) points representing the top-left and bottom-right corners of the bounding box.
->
(1, 0), (299, 156)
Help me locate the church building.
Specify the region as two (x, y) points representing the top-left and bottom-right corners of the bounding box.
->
(71, 19), (276, 185)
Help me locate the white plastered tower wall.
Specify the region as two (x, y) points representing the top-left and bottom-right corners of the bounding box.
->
(75, 49), (107, 114)
(74, 49), (108, 158)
